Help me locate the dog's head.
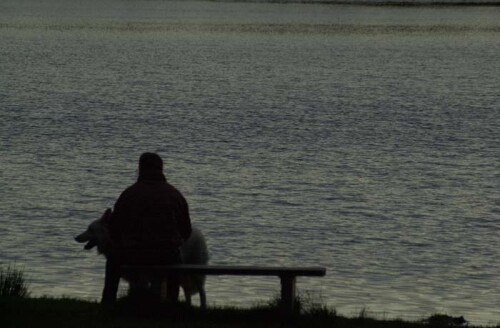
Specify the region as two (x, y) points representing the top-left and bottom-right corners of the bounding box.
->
(75, 208), (112, 252)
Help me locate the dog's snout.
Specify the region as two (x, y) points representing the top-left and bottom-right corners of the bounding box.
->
(75, 232), (87, 243)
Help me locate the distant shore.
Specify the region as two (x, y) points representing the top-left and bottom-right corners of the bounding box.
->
(208, 0), (500, 6)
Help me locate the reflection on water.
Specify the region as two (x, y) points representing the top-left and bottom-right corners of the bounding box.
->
(1, 0), (500, 325)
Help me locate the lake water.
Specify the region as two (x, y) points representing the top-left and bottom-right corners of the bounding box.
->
(1, 0), (499, 324)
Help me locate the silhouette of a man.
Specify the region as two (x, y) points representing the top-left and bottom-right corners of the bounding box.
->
(102, 152), (192, 304)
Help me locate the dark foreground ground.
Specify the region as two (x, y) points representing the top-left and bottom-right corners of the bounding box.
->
(0, 296), (495, 328)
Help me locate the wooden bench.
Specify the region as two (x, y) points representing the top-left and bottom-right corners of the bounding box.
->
(122, 264), (326, 316)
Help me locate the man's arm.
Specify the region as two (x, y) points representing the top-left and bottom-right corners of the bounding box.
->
(177, 193), (192, 241)
(109, 188), (132, 243)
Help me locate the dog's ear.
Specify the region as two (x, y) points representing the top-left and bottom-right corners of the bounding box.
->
(102, 208), (113, 223)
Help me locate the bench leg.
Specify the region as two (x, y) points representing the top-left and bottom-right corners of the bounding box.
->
(280, 275), (296, 317)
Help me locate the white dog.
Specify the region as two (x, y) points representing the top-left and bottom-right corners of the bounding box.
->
(75, 209), (208, 308)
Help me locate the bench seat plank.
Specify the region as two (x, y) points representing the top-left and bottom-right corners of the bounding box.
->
(122, 264), (326, 277)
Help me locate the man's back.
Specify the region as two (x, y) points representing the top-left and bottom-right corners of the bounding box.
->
(110, 173), (191, 250)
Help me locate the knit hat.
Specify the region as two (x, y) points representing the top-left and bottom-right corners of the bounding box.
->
(138, 152), (163, 172)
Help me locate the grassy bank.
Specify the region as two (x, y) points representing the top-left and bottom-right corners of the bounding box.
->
(1, 296), (496, 328)
(0, 266), (496, 328)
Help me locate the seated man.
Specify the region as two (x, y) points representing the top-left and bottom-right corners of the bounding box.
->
(102, 152), (192, 304)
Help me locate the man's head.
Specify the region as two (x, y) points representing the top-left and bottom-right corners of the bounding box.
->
(139, 152), (163, 173)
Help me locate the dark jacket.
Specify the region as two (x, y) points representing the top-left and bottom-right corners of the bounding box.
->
(109, 170), (192, 251)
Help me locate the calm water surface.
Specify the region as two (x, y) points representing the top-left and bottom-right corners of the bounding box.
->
(1, 0), (499, 324)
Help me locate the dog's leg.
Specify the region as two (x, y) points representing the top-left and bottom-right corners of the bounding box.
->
(199, 286), (206, 309)
(128, 277), (148, 299)
(182, 285), (192, 306)
(160, 280), (168, 301)
(195, 275), (207, 309)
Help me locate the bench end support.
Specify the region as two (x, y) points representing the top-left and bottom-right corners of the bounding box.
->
(280, 275), (297, 317)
